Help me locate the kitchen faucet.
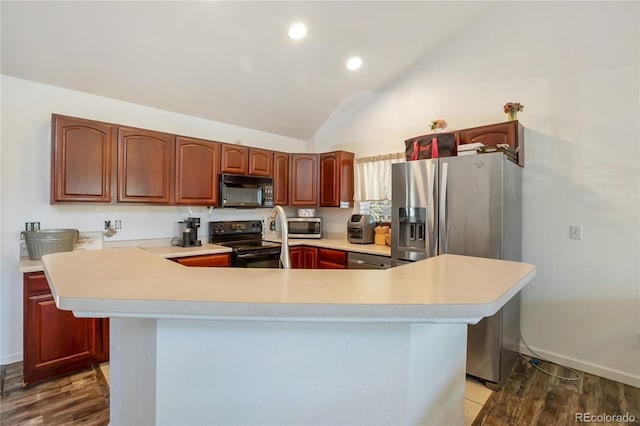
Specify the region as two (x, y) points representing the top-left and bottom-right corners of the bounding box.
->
(270, 205), (291, 269)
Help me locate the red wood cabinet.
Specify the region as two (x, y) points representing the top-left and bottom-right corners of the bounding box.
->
(290, 154), (319, 206)
(51, 114), (114, 203)
(459, 121), (524, 167)
(173, 253), (231, 267)
(317, 248), (348, 269)
(248, 148), (273, 177)
(117, 127), (174, 203)
(175, 137), (220, 205)
(320, 151), (354, 208)
(273, 152), (289, 206)
(289, 246), (318, 269)
(220, 144), (249, 175)
(23, 272), (106, 386)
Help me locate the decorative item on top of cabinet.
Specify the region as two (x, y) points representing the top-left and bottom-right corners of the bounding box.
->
(117, 127), (175, 203)
(51, 114), (115, 203)
(290, 154), (319, 206)
(317, 248), (348, 269)
(273, 151), (289, 205)
(320, 150), (354, 208)
(172, 253), (231, 267)
(175, 137), (220, 205)
(458, 121), (525, 167)
(23, 272), (107, 386)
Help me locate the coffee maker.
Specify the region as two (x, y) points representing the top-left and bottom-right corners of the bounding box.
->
(179, 217), (202, 247)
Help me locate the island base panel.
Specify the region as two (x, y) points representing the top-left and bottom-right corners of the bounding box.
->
(109, 318), (466, 425)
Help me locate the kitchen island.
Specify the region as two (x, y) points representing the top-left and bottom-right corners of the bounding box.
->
(42, 247), (535, 425)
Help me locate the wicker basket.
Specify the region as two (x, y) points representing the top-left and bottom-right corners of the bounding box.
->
(21, 229), (79, 260)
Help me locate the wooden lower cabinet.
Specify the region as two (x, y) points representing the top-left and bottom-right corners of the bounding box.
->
(172, 253), (231, 267)
(317, 248), (348, 269)
(289, 246), (318, 269)
(23, 272), (108, 386)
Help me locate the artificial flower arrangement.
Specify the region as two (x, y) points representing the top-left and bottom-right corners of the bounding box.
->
(503, 102), (524, 114)
(430, 119), (448, 131)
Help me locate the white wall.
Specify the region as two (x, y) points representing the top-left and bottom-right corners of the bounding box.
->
(313, 2), (640, 386)
(0, 75), (307, 363)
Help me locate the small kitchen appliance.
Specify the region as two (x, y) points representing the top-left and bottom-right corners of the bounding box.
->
(286, 217), (322, 239)
(209, 220), (282, 268)
(347, 214), (376, 244)
(179, 217), (202, 247)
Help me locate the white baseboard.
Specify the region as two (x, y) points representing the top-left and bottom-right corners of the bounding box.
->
(519, 343), (640, 388)
(0, 352), (22, 366)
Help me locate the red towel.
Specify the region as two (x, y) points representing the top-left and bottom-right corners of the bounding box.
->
(431, 137), (439, 158)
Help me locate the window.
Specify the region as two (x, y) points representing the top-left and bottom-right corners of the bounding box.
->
(354, 152), (404, 222)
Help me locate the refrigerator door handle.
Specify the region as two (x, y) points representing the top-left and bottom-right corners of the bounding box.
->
(428, 164), (436, 256)
(439, 162), (448, 254)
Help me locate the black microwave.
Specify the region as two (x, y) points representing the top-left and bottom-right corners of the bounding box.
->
(220, 174), (274, 208)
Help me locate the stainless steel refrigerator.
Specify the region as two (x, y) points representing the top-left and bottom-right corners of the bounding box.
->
(391, 152), (522, 390)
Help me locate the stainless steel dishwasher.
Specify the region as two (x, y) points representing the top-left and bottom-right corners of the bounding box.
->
(347, 252), (391, 270)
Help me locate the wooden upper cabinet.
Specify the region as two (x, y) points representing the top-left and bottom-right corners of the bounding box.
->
(117, 127), (174, 203)
(220, 144), (249, 175)
(273, 151), (289, 205)
(175, 137), (220, 205)
(459, 121), (524, 167)
(51, 114), (114, 203)
(290, 154), (319, 206)
(320, 151), (354, 208)
(248, 148), (273, 177)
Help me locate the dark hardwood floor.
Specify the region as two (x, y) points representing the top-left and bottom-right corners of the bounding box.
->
(1, 357), (637, 425)
(0, 362), (109, 425)
(473, 356), (640, 425)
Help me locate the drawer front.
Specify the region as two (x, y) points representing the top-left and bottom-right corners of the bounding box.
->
(24, 272), (51, 296)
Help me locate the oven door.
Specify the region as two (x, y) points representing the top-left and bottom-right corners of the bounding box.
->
(233, 247), (281, 268)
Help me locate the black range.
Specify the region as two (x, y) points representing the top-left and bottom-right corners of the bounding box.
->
(209, 220), (281, 268)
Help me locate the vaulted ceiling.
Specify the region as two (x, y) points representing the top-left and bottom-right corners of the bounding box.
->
(1, 1), (496, 139)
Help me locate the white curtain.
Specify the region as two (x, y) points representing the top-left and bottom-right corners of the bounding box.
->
(353, 152), (405, 202)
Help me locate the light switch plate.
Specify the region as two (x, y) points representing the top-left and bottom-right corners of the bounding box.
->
(569, 224), (583, 240)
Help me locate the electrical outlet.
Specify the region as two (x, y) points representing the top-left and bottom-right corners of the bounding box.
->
(115, 220), (122, 230)
(569, 224), (583, 240)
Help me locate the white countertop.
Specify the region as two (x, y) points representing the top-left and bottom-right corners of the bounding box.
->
(42, 247), (535, 324)
(20, 237), (388, 273)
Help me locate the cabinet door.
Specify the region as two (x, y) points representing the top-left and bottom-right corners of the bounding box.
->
(220, 144), (249, 175)
(273, 152), (289, 206)
(320, 151), (354, 208)
(117, 127), (174, 203)
(23, 273), (97, 385)
(317, 248), (348, 269)
(51, 114), (114, 203)
(289, 247), (302, 268)
(303, 246), (318, 269)
(174, 253), (231, 267)
(175, 137), (220, 205)
(249, 148), (273, 177)
(459, 121), (524, 167)
(290, 154), (319, 206)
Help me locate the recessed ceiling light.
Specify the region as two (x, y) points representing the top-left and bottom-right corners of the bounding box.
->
(346, 56), (363, 71)
(288, 22), (307, 40)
